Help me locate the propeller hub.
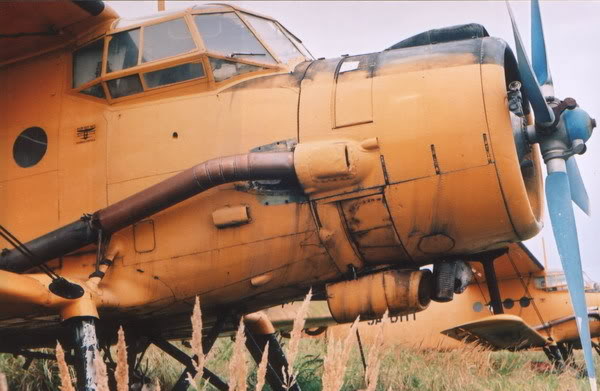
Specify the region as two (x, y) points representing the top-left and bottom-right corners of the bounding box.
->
(530, 98), (594, 163)
(564, 107), (594, 144)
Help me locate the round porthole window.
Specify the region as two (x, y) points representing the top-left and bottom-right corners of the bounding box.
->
(503, 298), (515, 309)
(13, 127), (48, 168)
(519, 297), (531, 308)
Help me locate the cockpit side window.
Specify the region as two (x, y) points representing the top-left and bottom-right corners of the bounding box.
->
(144, 62), (205, 88)
(73, 39), (104, 88)
(194, 13), (276, 64)
(209, 58), (263, 82)
(142, 18), (196, 63)
(107, 28), (140, 72)
(534, 273), (567, 291)
(243, 14), (304, 63)
(107, 74), (143, 98)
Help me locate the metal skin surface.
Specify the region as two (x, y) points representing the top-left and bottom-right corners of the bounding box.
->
(0, 3), (544, 350)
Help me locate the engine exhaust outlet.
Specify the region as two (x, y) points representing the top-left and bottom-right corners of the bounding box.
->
(326, 269), (432, 323)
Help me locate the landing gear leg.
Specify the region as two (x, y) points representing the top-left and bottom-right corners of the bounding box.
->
(244, 312), (301, 391)
(543, 344), (565, 372)
(68, 317), (99, 391)
(560, 342), (588, 377)
(125, 332), (152, 388)
(558, 342), (575, 367)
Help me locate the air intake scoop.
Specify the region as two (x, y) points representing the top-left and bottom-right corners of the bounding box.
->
(387, 23), (489, 50)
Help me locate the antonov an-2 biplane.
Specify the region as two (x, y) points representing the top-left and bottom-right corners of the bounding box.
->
(266, 243), (600, 371)
(0, 1), (596, 390)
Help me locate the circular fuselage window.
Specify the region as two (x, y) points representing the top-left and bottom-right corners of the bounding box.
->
(13, 127), (48, 168)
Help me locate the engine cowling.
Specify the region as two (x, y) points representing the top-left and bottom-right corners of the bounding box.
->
(297, 36), (543, 267)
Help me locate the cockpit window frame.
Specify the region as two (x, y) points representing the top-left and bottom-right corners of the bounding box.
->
(70, 5), (309, 103)
(107, 15), (200, 73)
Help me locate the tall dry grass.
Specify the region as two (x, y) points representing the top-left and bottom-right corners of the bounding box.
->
(187, 296), (208, 390)
(54, 343), (74, 391)
(287, 289), (313, 369)
(1, 297), (598, 390)
(364, 311), (388, 391)
(283, 289), (313, 389)
(93, 349), (110, 391)
(228, 319), (248, 391)
(254, 341), (269, 391)
(321, 317), (360, 391)
(191, 296), (205, 373)
(115, 327), (129, 391)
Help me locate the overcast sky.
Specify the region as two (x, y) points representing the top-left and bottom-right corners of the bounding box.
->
(106, 1), (600, 280)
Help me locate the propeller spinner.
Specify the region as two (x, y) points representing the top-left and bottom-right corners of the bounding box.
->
(507, 0), (596, 388)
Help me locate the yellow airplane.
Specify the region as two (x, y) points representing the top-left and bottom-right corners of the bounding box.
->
(266, 243), (600, 370)
(0, 1), (596, 390)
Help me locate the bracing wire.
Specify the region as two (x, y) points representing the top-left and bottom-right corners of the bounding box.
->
(506, 251), (549, 336)
(0, 224), (60, 280)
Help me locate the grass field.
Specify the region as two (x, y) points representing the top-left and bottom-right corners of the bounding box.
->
(0, 297), (593, 390)
(0, 336), (594, 391)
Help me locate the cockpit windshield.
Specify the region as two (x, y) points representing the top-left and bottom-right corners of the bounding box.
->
(194, 13), (276, 64)
(243, 14), (304, 63)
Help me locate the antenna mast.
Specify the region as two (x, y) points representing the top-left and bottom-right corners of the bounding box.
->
(541, 236), (549, 270)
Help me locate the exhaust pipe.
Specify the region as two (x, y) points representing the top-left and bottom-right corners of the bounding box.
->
(0, 152), (295, 273)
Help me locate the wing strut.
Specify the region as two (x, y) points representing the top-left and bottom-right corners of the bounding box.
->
(473, 249), (508, 315)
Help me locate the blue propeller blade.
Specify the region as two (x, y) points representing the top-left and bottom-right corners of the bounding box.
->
(566, 157), (591, 216)
(546, 171), (596, 389)
(506, 1), (555, 125)
(531, 0), (552, 87)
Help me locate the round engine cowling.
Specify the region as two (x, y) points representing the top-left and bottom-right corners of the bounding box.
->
(326, 269), (432, 323)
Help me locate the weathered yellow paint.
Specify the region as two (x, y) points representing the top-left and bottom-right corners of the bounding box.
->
(312, 201), (364, 272)
(0, 3), (546, 347)
(334, 56), (373, 128)
(385, 165), (515, 262)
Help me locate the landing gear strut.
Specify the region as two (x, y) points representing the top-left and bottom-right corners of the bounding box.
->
(244, 312), (300, 391)
(67, 317), (99, 391)
(543, 344), (566, 372)
(62, 309), (301, 391)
